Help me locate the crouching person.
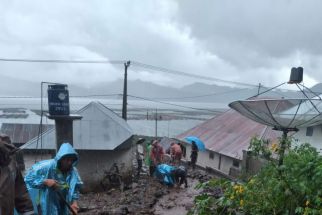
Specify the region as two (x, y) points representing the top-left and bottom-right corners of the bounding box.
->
(172, 165), (188, 188)
(25, 143), (83, 215)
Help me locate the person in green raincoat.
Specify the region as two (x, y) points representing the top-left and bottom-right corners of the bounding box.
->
(144, 141), (153, 176)
(25, 143), (83, 215)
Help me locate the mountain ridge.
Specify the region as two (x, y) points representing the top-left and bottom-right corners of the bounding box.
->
(0, 75), (316, 104)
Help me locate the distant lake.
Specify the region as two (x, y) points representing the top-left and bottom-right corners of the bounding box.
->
(0, 97), (228, 112)
(0, 97), (228, 137)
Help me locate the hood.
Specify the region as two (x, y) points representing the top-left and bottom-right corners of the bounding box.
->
(55, 143), (78, 166)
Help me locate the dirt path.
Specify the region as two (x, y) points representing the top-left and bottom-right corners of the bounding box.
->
(78, 170), (211, 214)
(153, 178), (200, 215)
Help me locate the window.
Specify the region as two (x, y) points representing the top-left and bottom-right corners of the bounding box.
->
(306, 127), (314, 136)
(209, 151), (214, 160)
(232, 159), (239, 168)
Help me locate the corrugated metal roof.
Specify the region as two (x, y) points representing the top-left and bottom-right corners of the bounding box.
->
(24, 102), (133, 150)
(0, 123), (54, 144)
(176, 109), (282, 160)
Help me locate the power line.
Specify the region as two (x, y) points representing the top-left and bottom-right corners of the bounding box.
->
(127, 94), (222, 113)
(0, 58), (124, 64)
(131, 61), (257, 87)
(0, 57), (317, 93)
(147, 88), (250, 100)
(0, 57), (258, 87)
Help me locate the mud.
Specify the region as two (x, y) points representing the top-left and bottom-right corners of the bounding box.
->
(78, 169), (214, 215)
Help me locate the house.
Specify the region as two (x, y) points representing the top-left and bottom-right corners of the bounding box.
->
(284, 98), (322, 151)
(0, 108), (54, 146)
(0, 108), (54, 170)
(176, 109), (282, 177)
(23, 102), (134, 190)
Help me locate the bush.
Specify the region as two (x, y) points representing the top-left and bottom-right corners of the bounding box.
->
(191, 138), (322, 214)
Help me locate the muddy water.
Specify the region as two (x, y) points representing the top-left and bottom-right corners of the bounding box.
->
(153, 178), (201, 215)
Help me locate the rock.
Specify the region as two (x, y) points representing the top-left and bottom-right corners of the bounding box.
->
(185, 202), (194, 210)
(132, 183), (138, 189)
(154, 190), (163, 198)
(166, 202), (175, 209)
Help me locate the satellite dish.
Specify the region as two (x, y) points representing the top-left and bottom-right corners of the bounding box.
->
(229, 67), (322, 165)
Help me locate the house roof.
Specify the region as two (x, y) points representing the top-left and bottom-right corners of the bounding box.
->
(0, 108), (54, 124)
(176, 109), (282, 160)
(0, 123), (54, 144)
(24, 102), (133, 150)
(0, 108), (54, 144)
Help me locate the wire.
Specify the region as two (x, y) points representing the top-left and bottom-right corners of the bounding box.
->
(131, 61), (257, 87)
(146, 88), (250, 100)
(0, 57), (318, 94)
(0, 58), (124, 64)
(127, 94), (222, 113)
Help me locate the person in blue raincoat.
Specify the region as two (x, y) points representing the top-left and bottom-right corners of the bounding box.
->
(25, 143), (83, 215)
(155, 164), (176, 186)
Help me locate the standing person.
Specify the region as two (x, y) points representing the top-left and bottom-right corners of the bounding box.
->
(178, 142), (186, 158)
(190, 141), (199, 170)
(150, 140), (164, 176)
(0, 137), (35, 215)
(135, 138), (145, 178)
(144, 141), (153, 176)
(170, 142), (182, 165)
(25, 143), (83, 215)
(0, 134), (25, 171)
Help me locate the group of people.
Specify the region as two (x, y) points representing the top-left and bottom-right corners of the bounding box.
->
(1, 134), (199, 214)
(138, 138), (199, 188)
(0, 133), (82, 215)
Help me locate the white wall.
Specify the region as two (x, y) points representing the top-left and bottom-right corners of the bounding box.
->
(185, 144), (241, 175)
(292, 125), (322, 152)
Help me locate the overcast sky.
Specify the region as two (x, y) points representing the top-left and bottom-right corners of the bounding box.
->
(0, 0), (322, 89)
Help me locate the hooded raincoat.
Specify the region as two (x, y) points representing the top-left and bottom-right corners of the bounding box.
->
(155, 164), (175, 186)
(25, 143), (83, 215)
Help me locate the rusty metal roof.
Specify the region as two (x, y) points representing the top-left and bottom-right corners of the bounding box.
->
(176, 109), (282, 160)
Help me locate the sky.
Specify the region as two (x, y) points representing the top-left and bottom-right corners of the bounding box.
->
(0, 0), (322, 89)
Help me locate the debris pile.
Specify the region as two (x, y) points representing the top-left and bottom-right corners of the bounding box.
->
(78, 168), (215, 214)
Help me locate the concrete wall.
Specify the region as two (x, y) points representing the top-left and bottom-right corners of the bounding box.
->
(23, 146), (133, 191)
(292, 125), (322, 151)
(184, 144), (241, 176)
(77, 148), (133, 190)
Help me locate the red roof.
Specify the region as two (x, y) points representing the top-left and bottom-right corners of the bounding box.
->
(176, 109), (282, 160)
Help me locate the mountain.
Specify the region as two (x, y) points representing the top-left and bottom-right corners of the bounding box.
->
(0, 75), (314, 104)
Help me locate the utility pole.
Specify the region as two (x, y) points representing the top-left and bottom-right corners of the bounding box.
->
(257, 83), (261, 95)
(122, 61), (130, 120)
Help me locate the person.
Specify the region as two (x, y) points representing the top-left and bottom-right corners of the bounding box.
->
(0, 133), (25, 171)
(150, 140), (164, 176)
(190, 141), (199, 170)
(155, 164), (176, 187)
(25, 143), (83, 215)
(178, 142), (186, 158)
(144, 141), (153, 176)
(170, 142), (182, 165)
(0, 137), (35, 215)
(172, 165), (188, 188)
(135, 138), (145, 178)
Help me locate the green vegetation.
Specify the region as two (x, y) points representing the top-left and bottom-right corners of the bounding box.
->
(190, 137), (322, 214)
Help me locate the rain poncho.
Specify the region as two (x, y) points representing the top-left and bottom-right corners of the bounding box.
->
(144, 143), (152, 166)
(25, 143), (83, 215)
(155, 164), (175, 186)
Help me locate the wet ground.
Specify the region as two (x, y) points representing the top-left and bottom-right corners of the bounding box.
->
(78, 169), (213, 215)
